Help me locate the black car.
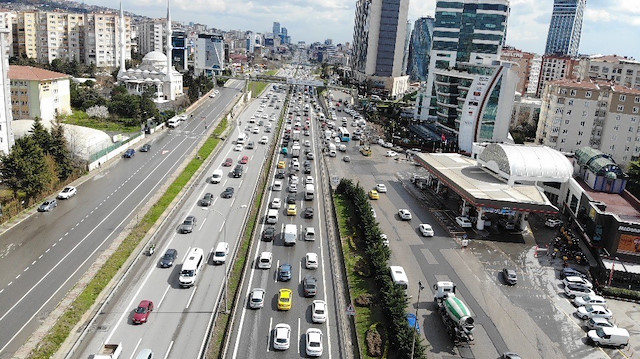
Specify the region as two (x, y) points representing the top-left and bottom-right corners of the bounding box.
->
(304, 207), (314, 219)
(262, 227), (276, 242)
(278, 263), (292, 281)
(179, 215), (197, 233)
(303, 275), (318, 297)
(140, 144), (151, 152)
(286, 193), (296, 204)
(199, 193), (214, 206)
(37, 199), (58, 212)
(275, 169), (286, 179)
(304, 166), (312, 174)
(232, 165), (243, 178)
(159, 249), (178, 268)
(123, 148), (135, 158)
(246, 141), (255, 149)
(502, 268), (517, 285)
(222, 187), (235, 198)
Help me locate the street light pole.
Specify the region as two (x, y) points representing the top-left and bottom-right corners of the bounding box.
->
(411, 280), (425, 359)
(211, 208), (229, 314)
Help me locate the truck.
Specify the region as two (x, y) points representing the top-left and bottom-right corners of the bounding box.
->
(291, 143), (301, 157)
(93, 343), (122, 359)
(284, 224), (297, 246)
(433, 281), (474, 344)
(304, 184), (315, 200)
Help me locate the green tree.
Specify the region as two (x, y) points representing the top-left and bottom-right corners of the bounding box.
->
(50, 119), (74, 180)
(0, 137), (55, 200)
(29, 117), (53, 152)
(140, 87), (159, 121)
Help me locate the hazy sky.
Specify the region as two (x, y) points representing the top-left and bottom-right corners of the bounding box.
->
(93, 0), (640, 59)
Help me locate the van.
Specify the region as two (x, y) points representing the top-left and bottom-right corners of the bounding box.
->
(266, 209), (279, 224)
(213, 242), (229, 264)
(237, 132), (248, 144)
(283, 224), (297, 246)
(167, 117), (179, 128)
(210, 169), (223, 184)
(328, 143), (336, 157)
(179, 247), (205, 287)
(587, 327), (629, 348)
(390, 266), (409, 290)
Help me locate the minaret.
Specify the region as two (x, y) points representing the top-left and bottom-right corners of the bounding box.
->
(165, 0), (174, 100)
(118, 2), (126, 75)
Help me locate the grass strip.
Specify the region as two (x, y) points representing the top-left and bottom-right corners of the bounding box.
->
(27, 117), (228, 359)
(248, 81), (269, 98)
(62, 110), (141, 133)
(334, 194), (385, 359)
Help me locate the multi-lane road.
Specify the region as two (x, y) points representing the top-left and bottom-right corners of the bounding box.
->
(0, 80), (243, 358)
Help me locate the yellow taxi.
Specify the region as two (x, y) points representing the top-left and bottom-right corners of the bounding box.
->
(369, 189), (380, 200)
(287, 204), (297, 216)
(278, 288), (292, 310)
(277, 160), (286, 169)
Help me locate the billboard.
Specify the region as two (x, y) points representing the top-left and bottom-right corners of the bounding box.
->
(617, 231), (640, 256)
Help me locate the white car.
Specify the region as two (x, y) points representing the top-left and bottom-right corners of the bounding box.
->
(288, 183), (298, 193)
(234, 144), (243, 151)
(576, 305), (613, 320)
(419, 224), (435, 237)
(272, 180), (283, 191)
(271, 198), (282, 209)
(545, 218), (563, 228)
(380, 234), (389, 246)
(574, 295), (607, 308)
(455, 216), (473, 228)
(585, 317), (616, 330)
(305, 328), (323, 357)
(386, 150), (398, 157)
(249, 288), (265, 309)
(304, 227), (316, 241)
(564, 284), (595, 298)
(371, 208), (377, 218)
(376, 184), (387, 193)
(252, 127), (260, 134)
(57, 186), (77, 199)
(305, 176), (314, 185)
(273, 323), (291, 350)
(290, 174), (299, 185)
(257, 251), (272, 269)
(259, 136), (269, 144)
(398, 209), (412, 220)
(306, 252), (318, 269)
(564, 276), (593, 289)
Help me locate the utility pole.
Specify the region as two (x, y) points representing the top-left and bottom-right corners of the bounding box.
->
(411, 280), (425, 359)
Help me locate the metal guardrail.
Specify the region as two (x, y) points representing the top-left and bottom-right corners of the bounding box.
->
(88, 132), (143, 162)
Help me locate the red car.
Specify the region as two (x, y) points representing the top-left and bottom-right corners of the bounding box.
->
(132, 300), (154, 324)
(223, 158), (233, 167)
(240, 155), (249, 164)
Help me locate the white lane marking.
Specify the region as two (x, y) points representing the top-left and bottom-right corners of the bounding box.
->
(38, 255), (43, 259)
(31, 261), (36, 265)
(0, 289), (3, 294)
(275, 259), (280, 283)
(199, 217), (207, 231)
(158, 285), (171, 309)
(129, 338), (142, 359)
(7, 282), (12, 286)
(64, 232), (68, 236)
(52, 243), (57, 247)
(219, 220), (225, 233)
(45, 249), (50, 253)
(24, 267), (29, 272)
(298, 261), (302, 283)
(266, 317), (273, 352)
(185, 286), (197, 309)
(297, 317), (301, 354)
(162, 341), (174, 359)
(238, 179), (243, 189)
(15, 275), (20, 280)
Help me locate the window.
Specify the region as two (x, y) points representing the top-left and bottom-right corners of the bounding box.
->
(562, 129), (568, 134)
(570, 89), (577, 96)
(585, 91), (592, 98)
(567, 110), (572, 115)
(576, 140), (582, 146)
(614, 125), (620, 131)
(580, 121), (585, 126)
(560, 89), (567, 95)
(631, 127), (635, 132)
(610, 144), (615, 150)
(635, 96), (640, 103)
(620, 95), (627, 101)
(578, 131), (584, 136)
(634, 107), (639, 114)
(568, 99), (574, 106)
(560, 138), (566, 143)
(565, 120), (570, 125)
(618, 105), (624, 112)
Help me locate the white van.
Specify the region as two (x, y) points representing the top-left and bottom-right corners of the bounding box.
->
(179, 247), (205, 287)
(284, 224), (297, 246)
(390, 266), (409, 290)
(266, 209), (279, 224)
(167, 117), (179, 128)
(588, 327), (629, 348)
(237, 132), (248, 144)
(210, 169), (223, 184)
(213, 242), (229, 264)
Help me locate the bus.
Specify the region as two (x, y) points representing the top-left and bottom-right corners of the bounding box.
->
(338, 127), (351, 142)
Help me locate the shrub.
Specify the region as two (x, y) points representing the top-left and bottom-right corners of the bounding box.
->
(355, 293), (374, 307)
(366, 324), (383, 357)
(600, 286), (640, 301)
(354, 257), (371, 277)
(86, 105), (109, 119)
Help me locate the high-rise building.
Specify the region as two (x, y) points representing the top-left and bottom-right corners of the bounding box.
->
(195, 34), (224, 76)
(350, 0), (411, 97)
(273, 22), (280, 37)
(84, 12), (132, 68)
(500, 47), (536, 96)
(527, 54), (542, 95)
(138, 19), (166, 55)
(577, 55), (640, 90)
(544, 0), (586, 57)
(171, 29), (188, 71)
(401, 20), (412, 76)
(406, 16), (435, 82)
(0, 26), (14, 155)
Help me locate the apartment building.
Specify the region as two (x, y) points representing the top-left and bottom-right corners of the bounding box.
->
(536, 78), (640, 166)
(8, 65), (71, 122)
(501, 47), (536, 96)
(527, 54), (542, 95)
(194, 34), (224, 76)
(578, 55), (640, 90)
(0, 25), (14, 155)
(536, 54), (581, 97)
(138, 19), (165, 55)
(84, 12), (131, 68)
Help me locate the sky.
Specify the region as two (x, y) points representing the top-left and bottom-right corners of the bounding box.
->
(88, 0), (640, 59)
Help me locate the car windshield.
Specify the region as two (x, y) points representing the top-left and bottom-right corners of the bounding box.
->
(595, 328), (605, 337)
(181, 270), (194, 277)
(276, 338), (286, 343)
(135, 306), (147, 313)
(163, 253), (173, 259)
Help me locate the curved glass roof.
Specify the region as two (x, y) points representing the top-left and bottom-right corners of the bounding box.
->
(478, 144), (573, 182)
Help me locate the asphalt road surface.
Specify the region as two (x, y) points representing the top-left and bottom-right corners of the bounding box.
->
(71, 82), (285, 359)
(0, 81), (243, 358)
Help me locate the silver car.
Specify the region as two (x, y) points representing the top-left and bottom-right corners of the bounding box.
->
(179, 216), (197, 233)
(249, 288), (265, 309)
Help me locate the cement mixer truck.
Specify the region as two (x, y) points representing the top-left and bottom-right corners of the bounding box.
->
(433, 281), (475, 344)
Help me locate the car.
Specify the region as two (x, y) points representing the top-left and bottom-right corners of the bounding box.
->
(304, 207), (314, 218)
(307, 152), (314, 160)
(273, 323), (291, 350)
(386, 150), (398, 157)
(277, 288), (293, 311)
(564, 283), (595, 298)
(371, 208), (376, 218)
(234, 144), (243, 151)
(199, 193), (214, 206)
(249, 288), (265, 309)
(275, 169), (286, 179)
(287, 204), (297, 216)
(303, 275), (318, 297)
(270, 198), (282, 209)
(159, 249), (177, 268)
(502, 268), (518, 285)
(545, 218), (563, 228)
(221, 187), (235, 198)
(57, 186), (77, 199)
(123, 148), (135, 158)
(209, 93), (216, 98)
(306, 252), (318, 269)
(259, 136), (269, 144)
(210, 169), (223, 184)
(419, 224), (434, 237)
(252, 127), (260, 134)
(455, 216), (473, 228)
(278, 264), (292, 281)
(304, 176), (314, 185)
(223, 158), (233, 167)
(140, 144), (151, 152)
(240, 155), (249, 164)
(312, 300), (327, 323)
(560, 267), (588, 279)
(585, 317), (616, 330)
(305, 328), (323, 357)
(398, 209), (412, 220)
(304, 227), (316, 241)
(179, 215), (197, 233)
(288, 183), (298, 193)
(376, 184), (387, 193)
(286, 193), (296, 204)
(343, 156), (351, 162)
(501, 354), (522, 359)
(576, 305), (613, 320)
(574, 295), (607, 308)
(38, 199), (58, 212)
(257, 251), (272, 269)
(564, 276), (593, 289)
(277, 160), (286, 169)
(381, 234), (390, 246)
(369, 189), (380, 200)
(262, 226), (275, 241)
(407, 313), (420, 333)
(132, 300), (154, 324)
(232, 164), (243, 178)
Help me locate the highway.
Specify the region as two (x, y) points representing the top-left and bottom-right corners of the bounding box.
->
(227, 73), (340, 358)
(71, 79), (285, 359)
(0, 80), (243, 358)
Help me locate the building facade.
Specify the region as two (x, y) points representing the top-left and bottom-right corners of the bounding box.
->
(577, 55), (640, 90)
(527, 54), (542, 95)
(536, 79), (640, 166)
(171, 29), (188, 72)
(8, 65), (71, 122)
(0, 26), (14, 154)
(350, 0), (411, 97)
(194, 34), (224, 76)
(84, 12), (132, 68)
(536, 54), (581, 97)
(406, 16), (435, 82)
(138, 19), (166, 56)
(500, 47), (535, 96)
(544, 0), (586, 57)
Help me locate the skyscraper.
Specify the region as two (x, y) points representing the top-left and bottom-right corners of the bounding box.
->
(273, 22), (280, 37)
(350, 0), (411, 97)
(544, 0), (586, 56)
(406, 16), (435, 82)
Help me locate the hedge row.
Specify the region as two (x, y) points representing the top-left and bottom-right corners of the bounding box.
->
(336, 179), (426, 358)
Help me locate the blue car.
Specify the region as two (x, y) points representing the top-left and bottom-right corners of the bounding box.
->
(278, 263), (292, 281)
(123, 149), (135, 158)
(407, 313), (420, 333)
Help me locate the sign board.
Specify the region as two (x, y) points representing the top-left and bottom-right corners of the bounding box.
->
(331, 176), (340, 187)
(346, 303), (356, 316)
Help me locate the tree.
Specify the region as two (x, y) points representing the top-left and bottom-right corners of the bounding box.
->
(29, 117), (53, 152)
(50, 119), (74, 180)
(0, 137), (55, 200)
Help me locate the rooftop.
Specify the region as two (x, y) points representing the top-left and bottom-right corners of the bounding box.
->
(8, 65), (71, 81)
(576, 178), (640, 223)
